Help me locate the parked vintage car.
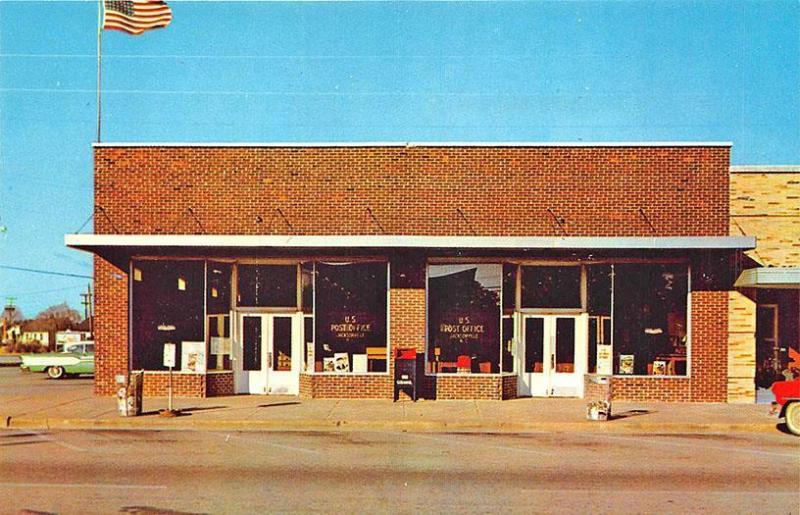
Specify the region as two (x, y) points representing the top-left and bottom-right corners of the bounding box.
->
(19, 342), (95, 379)
(772, 376), (800, 436)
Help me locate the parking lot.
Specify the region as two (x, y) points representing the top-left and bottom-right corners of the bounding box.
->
(0, 363), (93, 396)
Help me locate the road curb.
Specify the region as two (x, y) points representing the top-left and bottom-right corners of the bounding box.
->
(2, 415), (780, 435)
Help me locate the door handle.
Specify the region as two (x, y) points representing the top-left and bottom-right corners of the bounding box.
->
(551, 354), (555, 370)
(268, 351), (273, 369)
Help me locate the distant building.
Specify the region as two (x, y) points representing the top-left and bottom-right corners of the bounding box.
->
(4, 324), (21, 342)
(55, 330), (92, 350)
(20, 331), (49, 346)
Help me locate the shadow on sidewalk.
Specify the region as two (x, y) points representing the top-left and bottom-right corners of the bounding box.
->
(139, 406), (228, 417)
(257, 401), (301, 409)
(609, 409), (651, 420)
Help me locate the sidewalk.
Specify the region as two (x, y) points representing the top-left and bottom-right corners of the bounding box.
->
(0, 385), (781, 434)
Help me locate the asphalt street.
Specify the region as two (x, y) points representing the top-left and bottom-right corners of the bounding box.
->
(1, 427), (798, 514)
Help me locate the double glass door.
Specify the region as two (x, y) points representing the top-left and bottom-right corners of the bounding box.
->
(517, 314), (587, 397)
(234, 314), (301, 395)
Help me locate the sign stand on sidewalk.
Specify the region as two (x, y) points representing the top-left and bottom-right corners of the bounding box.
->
(159, 343), (179, 417)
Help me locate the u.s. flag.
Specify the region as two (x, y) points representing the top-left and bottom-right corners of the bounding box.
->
(103, 1), (172, 36)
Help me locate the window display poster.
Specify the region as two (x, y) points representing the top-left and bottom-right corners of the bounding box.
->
(306, 342), (315, 373)
(182, 341), (206, 374)
(597, 344), (613, 375)
(333, 352), (350, 372)
(210, 337), (231, 355)
(619, 354), (635, 375)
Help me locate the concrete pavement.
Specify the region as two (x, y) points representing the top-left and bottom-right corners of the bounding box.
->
(2, 428), (797, 514)
(0, 354), (21, 366)
(0, 368), (783, 434)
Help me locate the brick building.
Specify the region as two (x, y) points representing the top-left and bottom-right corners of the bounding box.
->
(66, 142), (754, 401)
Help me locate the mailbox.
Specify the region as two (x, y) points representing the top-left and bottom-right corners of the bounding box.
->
(394, 348), (418, 401)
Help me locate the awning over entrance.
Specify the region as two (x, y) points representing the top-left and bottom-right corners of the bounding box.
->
(65, 234), (756, 252)
(734, 267), (800, 289)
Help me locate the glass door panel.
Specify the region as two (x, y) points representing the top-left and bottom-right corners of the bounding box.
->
(555, 317), (575, 373)
(242, 316), (261, 371)
(525, 317), (545, 374)
(272, 317), (293, 372)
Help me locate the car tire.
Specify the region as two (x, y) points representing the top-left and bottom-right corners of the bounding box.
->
(786, 402), (800, 436)
(47, 366), (65, 380)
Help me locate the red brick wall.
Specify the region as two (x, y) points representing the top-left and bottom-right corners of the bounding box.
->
(141, 372), (205, 397)
(584, 375), (613, 402)
(433, 375), (503, 400)
(206, 372), (235, 396)
(502, 375), (518, 400)
(610, 377), (691, 402)
(300, 374), (392, 399)
(94, 257), (128, 396)
(299, 374), (313, 399)
(688, 290), (729, 402)
(94, 145), (729, 237)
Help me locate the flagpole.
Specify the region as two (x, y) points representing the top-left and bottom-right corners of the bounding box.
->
(96, 0), (103, 143)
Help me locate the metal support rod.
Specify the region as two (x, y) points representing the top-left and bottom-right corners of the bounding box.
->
(456, 208), (477, 236)
(638, 207), (657, 236)
(366, 207), (386, 234)
(547, 208), (568, 236)
(277, 208), (293, 231)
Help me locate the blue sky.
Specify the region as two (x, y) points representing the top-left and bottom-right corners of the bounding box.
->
(1, 0), (798, 318)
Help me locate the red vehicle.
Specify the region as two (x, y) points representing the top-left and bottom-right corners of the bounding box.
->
(772, 377), (800, 436)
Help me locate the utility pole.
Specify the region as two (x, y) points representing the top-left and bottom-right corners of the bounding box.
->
(80, 284), (94, 337)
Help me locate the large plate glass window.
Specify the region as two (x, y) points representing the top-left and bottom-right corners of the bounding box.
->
(521, 265), (582, 309)
(131, 259), (204, 370)
(237, 264), (297, 307)
(587, 265), (612, 374)
(501, 264), (517, 373)
(301, 261), (315, 372)
(207, 261), (232, 371)
(314, 262), (388, 374)
(427, 264), (501, 374)
(613, 264), (688, 376)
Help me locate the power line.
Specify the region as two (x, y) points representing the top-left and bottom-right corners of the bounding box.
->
(0, 265), (92, 279)
(0, 284), (86, 298)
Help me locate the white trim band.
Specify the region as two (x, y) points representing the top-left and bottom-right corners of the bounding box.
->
(65, 234), (755, 250)
(92, 141), (734, 148)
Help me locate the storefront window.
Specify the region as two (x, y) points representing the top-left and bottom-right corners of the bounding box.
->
(314, 262), (388, 373)
(501, 264), (517, 373)
(207, 261), (232, 371)
(502, 264), (517, 314)
(303, 316), (314, 372)
(131, 259), (204, 370)
(521, 266), (581, 308)
(301, 262), (314, 314)
(613, 264), (688, 376)
(502, 316), (514, 373)
(427, 264), (501, 374)
(207, 314), (231, 370)
(587, 265), (612, 374)
(237, 264), (297, 307)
